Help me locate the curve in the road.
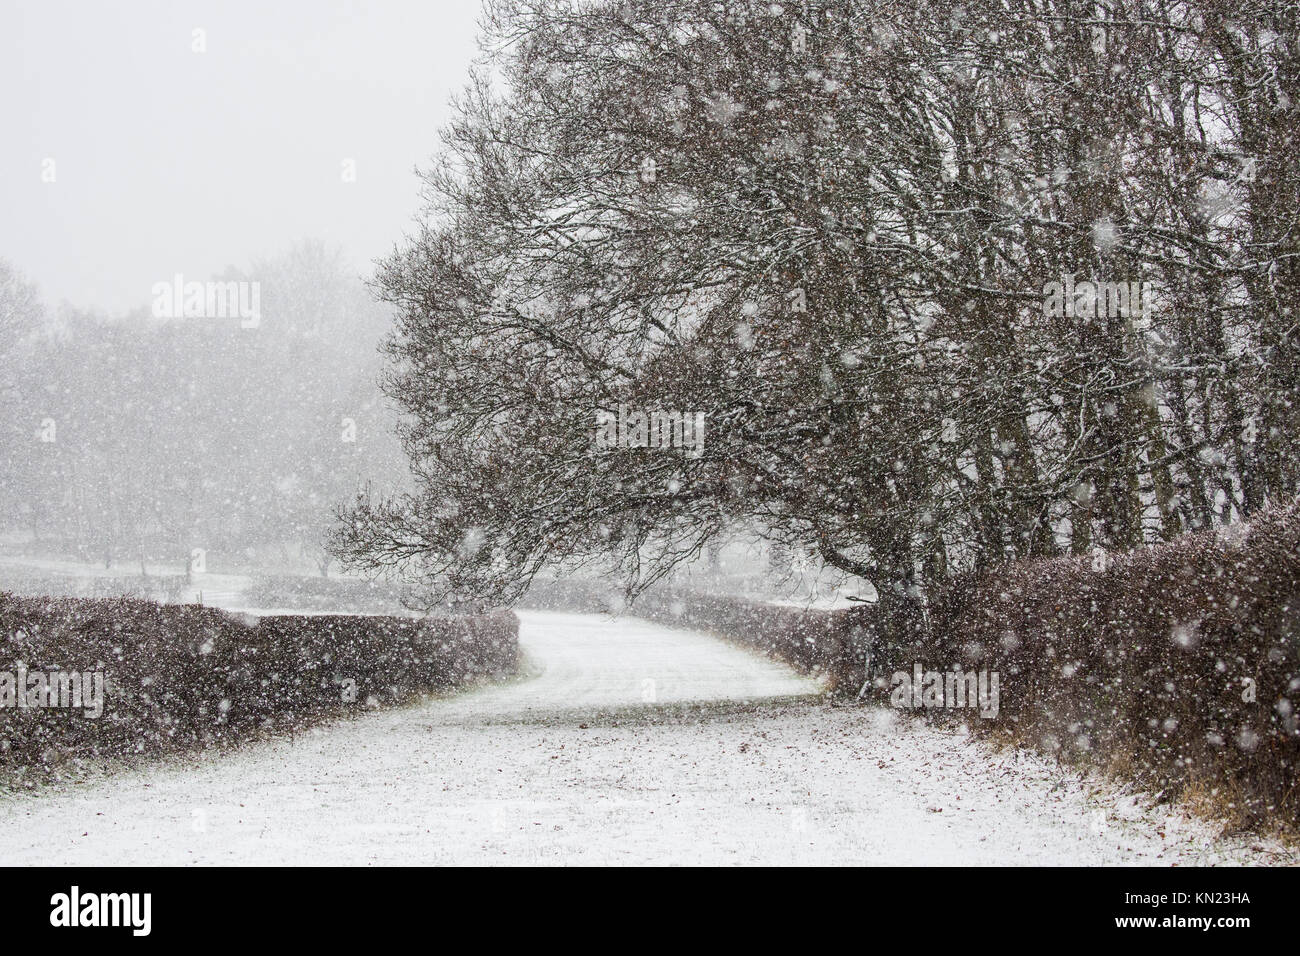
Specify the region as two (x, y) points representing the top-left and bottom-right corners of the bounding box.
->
(0, 610), (1287, 865)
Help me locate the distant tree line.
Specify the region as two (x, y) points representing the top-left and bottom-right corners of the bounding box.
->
(0, 242), (407, 574)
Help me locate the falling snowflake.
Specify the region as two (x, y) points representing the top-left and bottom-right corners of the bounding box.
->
(704, 92), (744, 126)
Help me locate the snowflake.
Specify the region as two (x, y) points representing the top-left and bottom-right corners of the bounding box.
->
(704, 92), (744, 126)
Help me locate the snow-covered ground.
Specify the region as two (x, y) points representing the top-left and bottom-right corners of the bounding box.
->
(0, 610), (1292, 865)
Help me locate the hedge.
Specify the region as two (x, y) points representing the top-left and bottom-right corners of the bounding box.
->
(0, 593), (517, 787)
(859, 501), (1300, 830)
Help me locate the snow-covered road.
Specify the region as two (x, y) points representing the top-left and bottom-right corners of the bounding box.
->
(0, 611), (1289, 865)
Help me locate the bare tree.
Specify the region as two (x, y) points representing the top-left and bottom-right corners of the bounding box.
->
(333, 0), (1299, 610)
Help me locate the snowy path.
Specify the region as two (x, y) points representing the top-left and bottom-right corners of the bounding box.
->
(0, 610), (1289, 865)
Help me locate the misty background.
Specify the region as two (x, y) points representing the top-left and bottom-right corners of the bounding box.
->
(0, 1), (482, 584)
(1, 0), (478, 312)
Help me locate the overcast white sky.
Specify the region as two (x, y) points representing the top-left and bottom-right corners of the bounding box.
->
(0, 0), (483, 314)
